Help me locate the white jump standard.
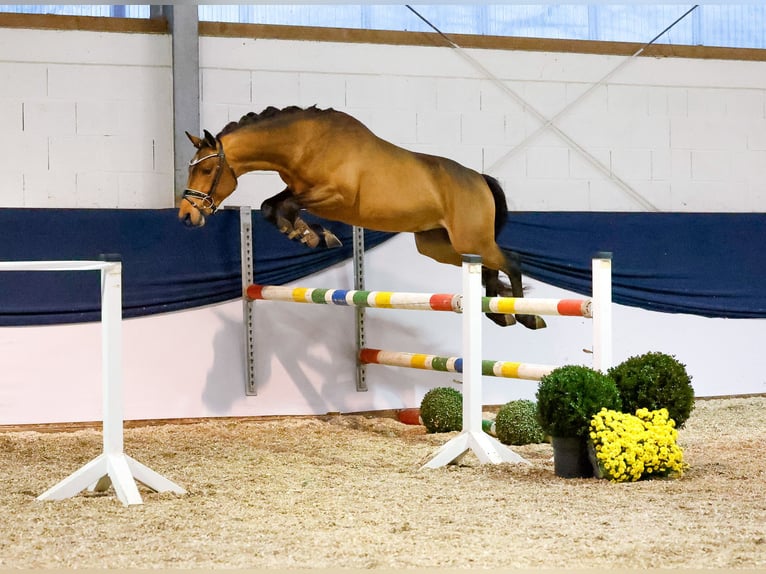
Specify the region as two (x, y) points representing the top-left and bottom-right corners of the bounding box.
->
(421, 254), (529, 468)
(0, 260), (186, 506)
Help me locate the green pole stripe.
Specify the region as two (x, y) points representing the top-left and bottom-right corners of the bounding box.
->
(431, 356), (450, 372)
(351, 290), (371, 306)
(311, 289), (329, 304)
(481, 360), (497, 376)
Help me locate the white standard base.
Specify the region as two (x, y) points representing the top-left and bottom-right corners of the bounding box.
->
(421, 430), (530, 469)
(37, 453), (187, 506)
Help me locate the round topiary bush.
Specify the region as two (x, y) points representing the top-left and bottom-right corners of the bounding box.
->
(608, 351), (695, 428)
(494, 400), (546, 445)
(536, 365), (622, 439)
(419, 387), (462, 433)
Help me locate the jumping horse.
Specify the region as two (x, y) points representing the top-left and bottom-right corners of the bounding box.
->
(180, 105), (545, 329)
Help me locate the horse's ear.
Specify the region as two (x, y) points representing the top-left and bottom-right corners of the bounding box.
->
(203, 129), (217, 149)
(186, 131), (203, 149)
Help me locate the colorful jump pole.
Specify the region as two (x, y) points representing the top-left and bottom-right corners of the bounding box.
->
(247, 284), (591, 318)
(359, 348), (556, 381)
(247, 284), (460, 311)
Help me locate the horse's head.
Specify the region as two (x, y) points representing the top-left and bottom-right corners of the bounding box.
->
(179, 130), (238, 227)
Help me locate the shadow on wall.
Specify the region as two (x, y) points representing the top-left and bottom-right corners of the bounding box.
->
(202, 309), (247, 414)
(199, 291), (445, 415)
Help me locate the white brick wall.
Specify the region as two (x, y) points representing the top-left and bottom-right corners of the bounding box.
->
(0, 27), (173, 209)
(1, 25), (765, 212)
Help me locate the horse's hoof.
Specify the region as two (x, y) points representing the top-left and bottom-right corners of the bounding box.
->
(486, 312), (517, 327)
(517, 314), (547, 330)
(276, 216), (294, 235)
(291, 218), (318, 246)
(323, 230), (342, 248)
(288, 225), (305, 240)
(300, 225), (323, 248)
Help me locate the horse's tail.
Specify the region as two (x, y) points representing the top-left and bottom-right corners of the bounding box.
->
(482, 174), (508, 239)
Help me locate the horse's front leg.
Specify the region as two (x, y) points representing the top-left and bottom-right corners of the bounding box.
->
(261, 188), (341, 248)
(261, 188), (297, 235)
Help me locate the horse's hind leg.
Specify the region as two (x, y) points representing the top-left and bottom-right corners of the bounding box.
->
(482, 267), (517, 327)
(416, 230), (531, 328)
(491, 246), (546, 330)
(446, 228), (545, 329)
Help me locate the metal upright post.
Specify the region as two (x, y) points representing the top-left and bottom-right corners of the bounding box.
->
(240, 206), (257, 395)
(353, 226), (367, 392)
(162, 4), (201, 205)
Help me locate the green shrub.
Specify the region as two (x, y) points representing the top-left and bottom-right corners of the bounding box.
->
(536, 365), (622, 439)
(420, 387), (462, 433)
(608, 352), (695, 428)
(494, 400), (546, 445)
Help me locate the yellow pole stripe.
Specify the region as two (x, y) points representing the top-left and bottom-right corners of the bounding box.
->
(494, 298), (516, 314)
(292, 287), (309, 302)
(373, 291), (393, 307)
(499, 362), (521, 378)
(410, 354), (428, 369)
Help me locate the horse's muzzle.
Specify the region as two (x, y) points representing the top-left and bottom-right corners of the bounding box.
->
(178, 202), (206, 228)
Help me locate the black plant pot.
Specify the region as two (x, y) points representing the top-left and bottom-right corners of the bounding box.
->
(551, 436), (594, 478)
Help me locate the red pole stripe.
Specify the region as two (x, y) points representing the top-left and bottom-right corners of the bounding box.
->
(358, 348), (381, 364)
(246, 284), (264, 300)
(429, 293), (456, 311)
(556, 299), (585, 316)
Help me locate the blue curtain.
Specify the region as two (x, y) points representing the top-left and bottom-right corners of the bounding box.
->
(1, 209), (765, 325)
(0, 208), (393, 326)
(500, 212), (766, 319)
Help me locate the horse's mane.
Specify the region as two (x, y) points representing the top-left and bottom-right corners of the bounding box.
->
(217, 105), (327, 138)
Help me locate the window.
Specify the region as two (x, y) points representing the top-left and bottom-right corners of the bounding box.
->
(197, 4), (766, 49)
(0, 4), (149, 18)
(2, 4), (765, 50)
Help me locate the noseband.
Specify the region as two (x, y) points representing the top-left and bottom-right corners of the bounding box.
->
(183, 143), (238, 214)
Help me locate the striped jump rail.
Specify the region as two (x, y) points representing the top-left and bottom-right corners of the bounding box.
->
(359, 348), (557, 381)
(246, 284), (591, 318)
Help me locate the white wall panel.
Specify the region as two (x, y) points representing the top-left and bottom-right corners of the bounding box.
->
(297, 73), (345, 108)
(22, 171), (76, 207)
(76, 171), (120, 208)
(747, 120), (766, 149)
(611, 149), (652, 180)
(22, 101), (76, 135)
(460, 111), (505, 146)
(363, 109), (417, 144)
(202, 68), (252, 104)
(0, 134), (48, 171)
(251, 70), (301, 105)
(437, 77), (481, 112)
(415, 110), (460, 144)
(0, 62), (47, 97)
(0, 28), (169, 66)
(0, 172), (23, 206)
(118, 172), (173, 208)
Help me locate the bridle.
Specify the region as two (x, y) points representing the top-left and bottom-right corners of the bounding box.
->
(183, 142), (238, 214)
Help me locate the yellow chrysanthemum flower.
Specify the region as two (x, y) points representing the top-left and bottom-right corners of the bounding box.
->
(589, 408), (686, 483)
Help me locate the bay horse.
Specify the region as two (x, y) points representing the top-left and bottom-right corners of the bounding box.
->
(180, 105), (545, 329)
